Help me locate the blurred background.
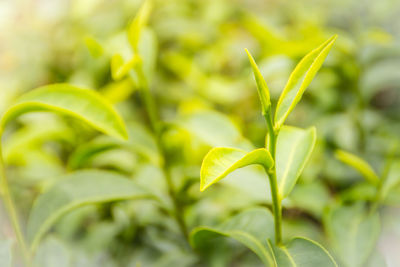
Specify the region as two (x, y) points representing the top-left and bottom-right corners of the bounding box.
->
(1, 0), (400, 266)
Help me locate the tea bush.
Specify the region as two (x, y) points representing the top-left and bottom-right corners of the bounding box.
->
(0, 0), (400, 266)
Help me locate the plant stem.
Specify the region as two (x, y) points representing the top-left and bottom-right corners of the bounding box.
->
(132, 61), (189, 242)
(264, 113), (282, 245)
(0, 146), (31, 266)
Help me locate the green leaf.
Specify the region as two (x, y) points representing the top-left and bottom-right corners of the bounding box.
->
(324, 203), (380, 267)
(268, 237), (337, 267)
(128, 0), (152, 53)
(111, 54), (140, 81)
(381, 159), (400, 200)
(0, 240), (12, 267)
(245, 49), (271, 115)
(27, 170), (152, 251)
(84, 36), (104, 58)
(274, 35), (337, 129)
(276, 126), (316, 198)
(0, 84), (128, 140)
(334, 150), (380, 185)
(190, 207), (275, 266)
(200, 147), (273, 191)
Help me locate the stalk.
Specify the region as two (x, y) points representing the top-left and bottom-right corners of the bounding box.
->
(0, 145), (32, 266)
(132, 60), (189, 242)
(264, 113), (282, 245)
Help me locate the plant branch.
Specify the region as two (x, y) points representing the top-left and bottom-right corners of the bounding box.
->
(264, 113), (282, 245)
(132, 60), (189, 243)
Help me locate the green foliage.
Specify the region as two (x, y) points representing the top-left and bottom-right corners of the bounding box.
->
(0, 84), (128, 140)
(27, 170), (152, 252)
(1, 0), (400, 265)
(324, 204), (380, 267)
(191, 208), (275, 266)
(268, 237), (337, 267)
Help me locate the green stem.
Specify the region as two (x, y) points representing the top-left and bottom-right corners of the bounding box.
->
(133, 61), (189, 242)
(0, 146), (31, 266)
(264, 113), (282, 245)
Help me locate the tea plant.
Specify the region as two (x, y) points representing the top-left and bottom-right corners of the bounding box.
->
(192, 35), (338, 266)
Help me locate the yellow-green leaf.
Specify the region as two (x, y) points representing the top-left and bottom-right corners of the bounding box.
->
(27, 170), (152, 252)
(0, 84), (128, 140)
(200, 147), (273, 191)
(274, 35), (337, 129)
(334, 150), (380, 185)
(245, 49), (271, 115)
(276, 126), (316, 198)
(128, 0), (152, 53)
(84, 36), (104, 58)
(111, 54), (140, 81)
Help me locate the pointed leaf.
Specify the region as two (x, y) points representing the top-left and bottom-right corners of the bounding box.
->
(128, 0), (152, 53)
(200, 147), (273, 191)
(245, 49), (271, 115)
(275, 35), (337, 129)
(276, 126), (316, 198)
(268, 237), (337, 267)
(334, 150), (380, 185)
(324, 203), (380, 267)
(27, 170), (152, 251)
(190, 208), (275, 266)
(0, 84), (128, 140)
(84, 36), (104, 58)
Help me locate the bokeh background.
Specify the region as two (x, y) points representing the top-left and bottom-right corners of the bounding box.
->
(1, 0), (400, 266)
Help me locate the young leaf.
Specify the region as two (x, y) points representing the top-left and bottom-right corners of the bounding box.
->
(245, 49), (271, 115)
(0, 240), (12, 267)
(0, 84), (128, 140)
(128, 0), (152, 53)
(268, 237), (337, 267)
(27, 170), (152, 251)
(324, 203), (380, 267)
(190, 208), (275, 266)
(274, 35), (337, 129)
(334, 150), (380, 186)
(200, 147), (273, 191)
(276, 126), (316, 198)
(84, 36), (104, 58)
(111, 54), (140, 81)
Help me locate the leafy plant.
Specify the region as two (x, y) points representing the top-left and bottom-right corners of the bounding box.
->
(194, 35), (338, 265)
(324, 147), (400, 267)
(0, 84), (140, 265)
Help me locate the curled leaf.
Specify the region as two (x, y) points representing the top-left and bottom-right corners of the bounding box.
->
(0, 84), (128, 140)
(200, 147), (273, 191)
